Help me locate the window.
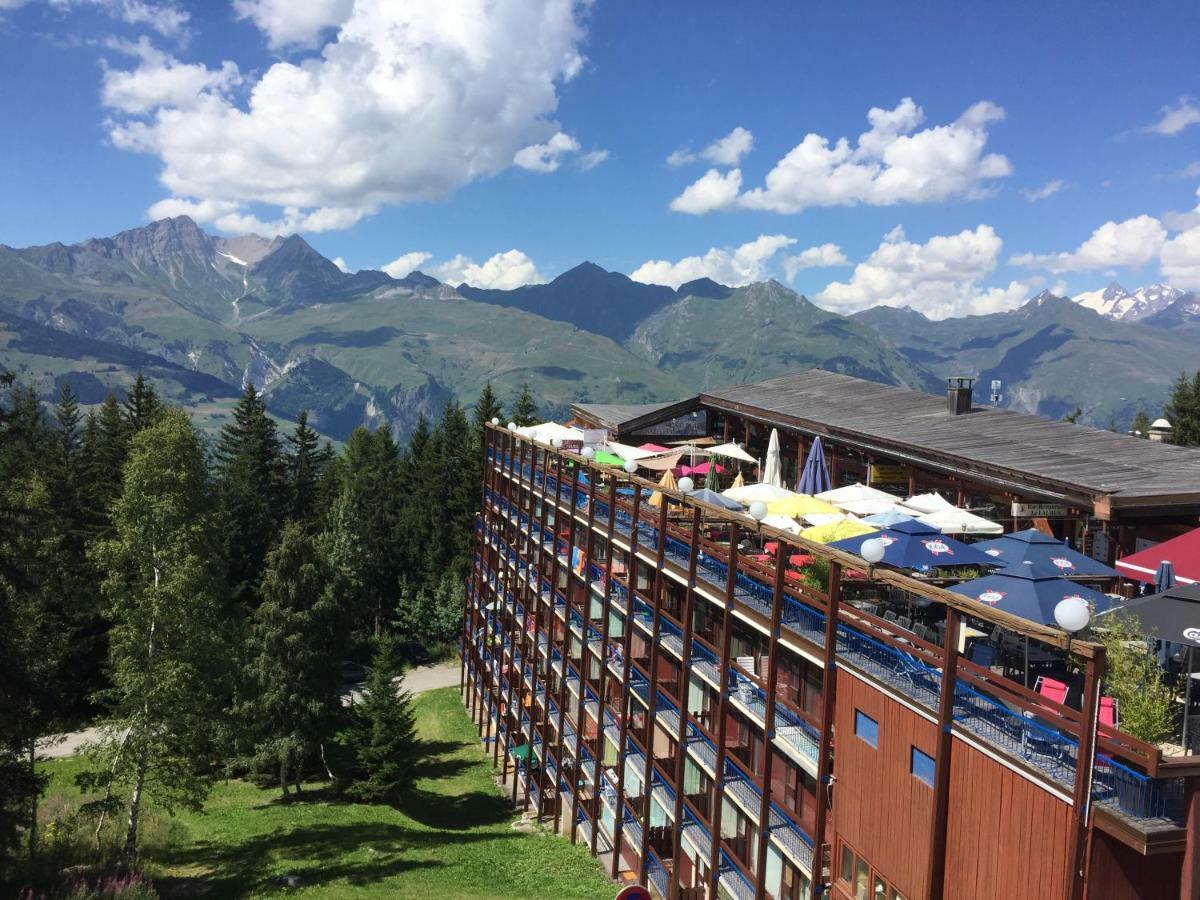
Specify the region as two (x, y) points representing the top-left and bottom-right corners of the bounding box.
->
(854, 710), (879, 748)
(841, 844), (853, 883)
(910, 747), (935, 787)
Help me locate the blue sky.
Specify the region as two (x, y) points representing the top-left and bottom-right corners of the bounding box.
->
(1, 0), (1198, 317)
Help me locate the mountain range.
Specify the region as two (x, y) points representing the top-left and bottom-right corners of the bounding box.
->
(1, 216), (1197, 442)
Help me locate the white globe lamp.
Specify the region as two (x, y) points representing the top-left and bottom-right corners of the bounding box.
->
(581, 446), (595, 460)
(748, 501), (768, 522)
(1054, 596), (1091, 634)
(490, 416), (499, 425)
(623, 459), (638, 474)
(860, 537), (886, 565)
(507, 421), (517, 431)
(678, 476), (694, 494)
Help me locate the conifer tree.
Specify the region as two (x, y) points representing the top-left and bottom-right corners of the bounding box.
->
(472, 381), (503, 432)
(1165, 370), (1200, 447)
(121, 373), (161, 434)
(84, 408), (229, 856)
(287, 410), (326, 525)
(78, 392), (131, 535)
(54, 380), (81, 456)
(236, 521), (345, 798)
(510, 382), (539, 426)
(339, 635), (418, 803)
(214, 385), (287, 608)
(1130, 409), (1152, 438)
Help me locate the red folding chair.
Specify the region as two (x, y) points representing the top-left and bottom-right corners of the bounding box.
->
(1034, 676), (1068, 706)
(1099, 696), (1118, 728)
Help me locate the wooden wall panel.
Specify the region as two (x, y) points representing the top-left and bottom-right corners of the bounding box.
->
(943, 738), (1075, 900)
(832, 673), (938, 899)
(1087, 830), (1181, 900)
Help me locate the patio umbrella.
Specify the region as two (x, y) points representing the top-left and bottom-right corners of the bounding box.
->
(834, 498), (918, 517)
(800, 511), (861, 528)
(797, 435), (831, 495)
(917, 507), (1004, 536)
(708, 442), (758, 464)
(800, 519), (876, 544)
(817, 482), (896, 505)
(950, 561), (1120, 626)
(648, 469), (678, 508)
(864, 509), (917, 527)
(768, 494), (840, 518)
(763, 428), (784, 488)
(688, 488), (744, 511)
(904, 492), (956, 515)
(1100, 582), (1200, 748)
(704, 458), (721, 491)
(731, 470), (745, 489)
(1115, 526), (1200, 585)
(829, 518), (996, 569)
(761, 514), (803, 535)
(723, 482), (795, 504)
(972, 529), (1119, 578)
(639, 442), (671, 452)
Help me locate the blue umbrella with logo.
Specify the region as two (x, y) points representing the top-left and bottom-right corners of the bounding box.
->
(796, 435), (831, 495)
(829, 517), (995, 569)
(972, 528), (1118, 578)
(949, 560), (1120, 626)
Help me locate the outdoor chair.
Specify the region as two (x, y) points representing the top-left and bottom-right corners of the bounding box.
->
(1099, 696), (1118, 728)
(896, 615), (913, 632)
(861, 602), (880, 617)
(1034, 676), (1069, 706)
(967, 643), (997, 670)
(883, 610), (899, 624)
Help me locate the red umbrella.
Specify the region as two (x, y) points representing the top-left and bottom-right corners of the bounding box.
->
(639, 442), (671, 452)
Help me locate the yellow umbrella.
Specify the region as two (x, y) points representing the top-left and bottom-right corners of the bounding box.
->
(767, 494), (840, 518)
(731, 470), (745, 489)
(799, 519), (877, 544)
(648, 469), (678, 508)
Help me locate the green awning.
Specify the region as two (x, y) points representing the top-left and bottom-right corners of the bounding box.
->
(594, 451), (625, 466)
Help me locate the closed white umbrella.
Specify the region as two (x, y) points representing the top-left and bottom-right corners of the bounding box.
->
(835, 498), (923, 517)
(763, 428), (784, 488)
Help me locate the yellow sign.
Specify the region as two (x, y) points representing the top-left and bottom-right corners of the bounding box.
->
(869, 464), (908, 485)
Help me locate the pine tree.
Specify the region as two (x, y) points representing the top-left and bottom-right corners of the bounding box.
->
(121, 373), (161, 435)
(339, 635), (418, 803)
(472, 382), (503, 432)
(78, 392), (130, 536)
(287, 410), (326, 525)
(214, 385), (287, 608)
(236, 521), (346, 798)
(84, 408), (229, 856)
(1165, 370), (1200, 447)
(510, 382), (539, 427)
(54, 380), (81, 456)
(1130, 409), (1152, 438)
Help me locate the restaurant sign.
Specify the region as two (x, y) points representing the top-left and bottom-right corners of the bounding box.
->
(1011, 501), (1069, 518)
(869, 464), (909, 485)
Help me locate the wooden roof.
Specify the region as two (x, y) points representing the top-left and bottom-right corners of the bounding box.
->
(571, 397), (700, 434)
(695, 370), (1200, 512)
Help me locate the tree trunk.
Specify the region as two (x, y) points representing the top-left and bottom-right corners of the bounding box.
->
(280, 755), (290, 799)
(27, 739), (37, 854)
(95, 727), (130, 851)
(124, 755), (146, 857)
(319, 742), (336, 783)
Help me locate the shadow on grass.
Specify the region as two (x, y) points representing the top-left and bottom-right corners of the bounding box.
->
(154, 820), (522, 899)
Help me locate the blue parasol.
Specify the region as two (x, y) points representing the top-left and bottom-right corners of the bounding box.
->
(948, 561), (1120, 626)
(863, 509), (917, 527)
(971, 528), (1118, 578)
(829, 517), (996, 569)
(797, 436), (831, 495)
(687, 487), (744, 511)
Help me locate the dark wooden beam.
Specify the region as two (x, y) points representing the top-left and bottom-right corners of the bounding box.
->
(927, 606), (961, 899)
(708, 521), (741, 894)
(754, 540), (789, 900)
(812, 561), (842, 897)
(1067, 647), (1106, 900)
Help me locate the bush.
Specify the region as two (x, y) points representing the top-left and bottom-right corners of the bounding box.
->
(18, 872), (158, 900)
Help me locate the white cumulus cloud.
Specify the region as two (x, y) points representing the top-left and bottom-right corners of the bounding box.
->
(1011, 215), (1167, 273)
(782, 243), (848, 281)
(381, 251), (433, 278)
(101, 37), (239, 114)
(816, 225), (1030, 319)
(670, 99), (1011, 215)
(332, 256), (349, 273)
(1022, 178), (1064, 202)
(629, 234), (796, 289)
(432, 249), (543, 289)
(1147, 98), (1200, 136)
(100, 0), (593, 232)
(233, 0), (353, 49)
(1164, 186), (1200, 232)
(514, 131), (579, 172)
(669, 168), (743, 215)
(1161, 227), (1200, 290)
(668, 126), (755, 168)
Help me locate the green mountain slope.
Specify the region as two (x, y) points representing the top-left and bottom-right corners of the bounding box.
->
(853, 293), (1200, 425)
(626, 280), (942, 393)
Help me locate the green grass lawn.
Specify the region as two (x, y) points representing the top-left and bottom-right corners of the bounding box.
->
(42, 688), (614, 899)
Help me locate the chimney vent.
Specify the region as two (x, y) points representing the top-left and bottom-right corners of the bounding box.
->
(946, 377), (974, 416)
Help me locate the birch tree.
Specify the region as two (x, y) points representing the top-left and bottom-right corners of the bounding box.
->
(84, 408), (229, 857)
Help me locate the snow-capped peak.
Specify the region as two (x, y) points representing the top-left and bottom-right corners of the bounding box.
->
(1072, 281), (1184, 321)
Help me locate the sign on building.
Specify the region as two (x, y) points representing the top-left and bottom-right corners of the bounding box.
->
(1011, 501), (1069, 518)
(868, 464), (908, 485)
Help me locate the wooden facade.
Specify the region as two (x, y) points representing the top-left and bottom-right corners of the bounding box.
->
(463, 425), (1200, 900)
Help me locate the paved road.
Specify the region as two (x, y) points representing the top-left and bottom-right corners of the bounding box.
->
(38, 662), (461, 760)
